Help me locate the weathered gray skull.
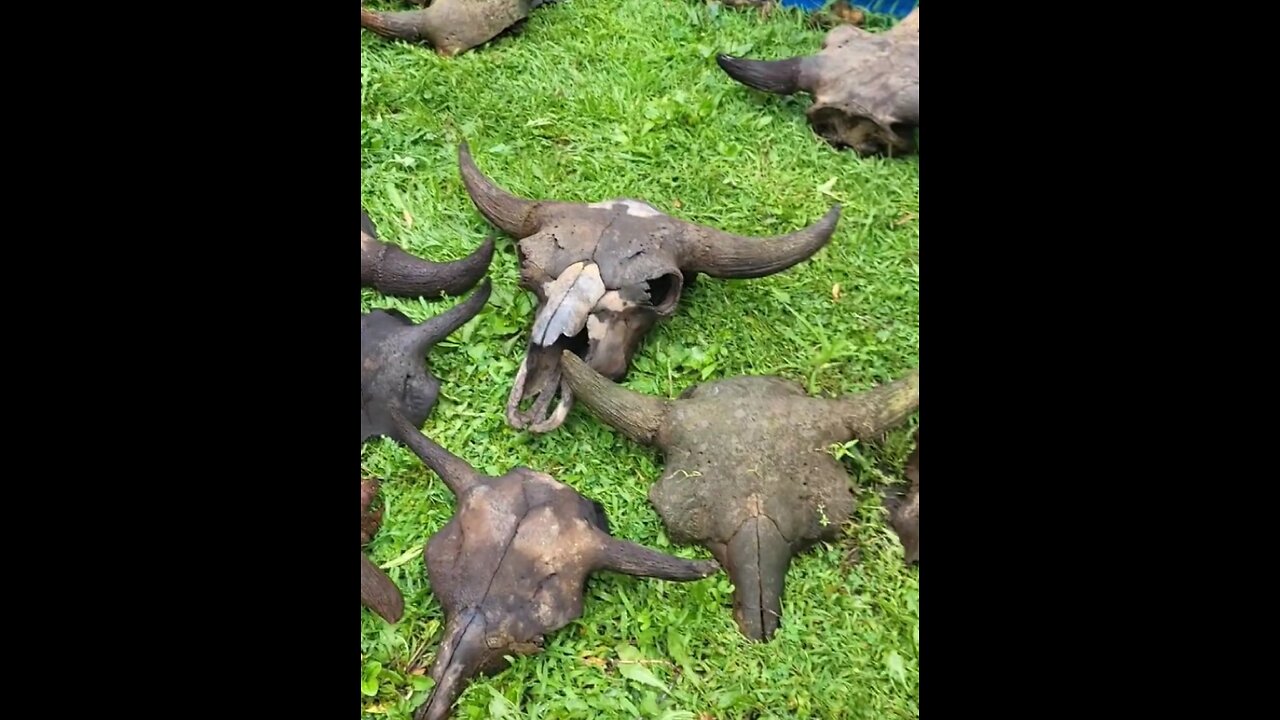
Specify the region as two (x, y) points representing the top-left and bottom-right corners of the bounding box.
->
(386, 410), (719, 720)
(457, 142), (841, 433)
(360, 0), (551, 57)
(560, 351), (919, 641)
(717, 7), (919, 157)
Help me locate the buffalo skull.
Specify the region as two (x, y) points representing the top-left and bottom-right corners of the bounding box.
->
(361, 207), (494, 298)
(717, 7), (919, 157)
(360, 0), (551, 57)
(457, 142), (841, 433)
(360, 280), (491, 444)
(560, 351), (918, 641)
(386, 410), (720, 720)
(361, 476), (405, 623)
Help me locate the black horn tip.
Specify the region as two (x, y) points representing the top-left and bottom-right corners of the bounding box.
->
(716, 55), (803, 95)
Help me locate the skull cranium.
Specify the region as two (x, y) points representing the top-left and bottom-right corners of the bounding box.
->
(717, 7), (919, 157)
(456, 142), (841, 433)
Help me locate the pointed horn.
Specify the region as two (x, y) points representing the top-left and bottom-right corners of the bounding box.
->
(360, 553), (405, 624)
(361, 207), (378, 238)
(457, 142), (543, 237)
(558, 350), (671, 446)
(388, 410), (482, 496)
(716, 55), (810, 95)
(595, 535), (721, 581)
(677, 205), (840, 279)
(417, 609), (493, 720)
(834, 369), (919, 441)
(402, 278), (492, 355)
(361, 233), (495, 298)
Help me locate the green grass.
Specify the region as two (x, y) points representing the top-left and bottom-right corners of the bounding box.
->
(360, 1), (919, 718)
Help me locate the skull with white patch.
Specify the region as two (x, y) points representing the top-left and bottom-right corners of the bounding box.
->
(457, 142), (842, 433)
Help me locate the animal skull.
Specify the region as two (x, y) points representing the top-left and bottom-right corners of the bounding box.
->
(387, 411), (720, 720)
(360, 280), (491, 444)
(360, 0), (551, 57)
(457, 142), (841, 433)
(361, 476), (405, 623)
(361, 207), (494, 298)
(560, 351), (918, 641)
(717, 7), (919, 157)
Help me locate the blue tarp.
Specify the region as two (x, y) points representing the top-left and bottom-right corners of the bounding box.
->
(779, 0), (917, 18)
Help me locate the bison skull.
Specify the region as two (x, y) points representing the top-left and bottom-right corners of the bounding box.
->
(717, 7), (919, 157)
(359, 0), (551, 57)
(457, 142), (841, 433)
(560, 351), (918, 641)
(387, 411), (720, 720)
(360, 280), (491, 444)
(361, 207), (494, 298)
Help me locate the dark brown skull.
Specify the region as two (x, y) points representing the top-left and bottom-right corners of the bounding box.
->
(386, 411), (720, 720)
(360, 280), (491, 444)
(360, 0), (550, 57)
(886, 427), (919, 564)
(717, 7), (919, 157)
(560, 351), (918, 641)
(361, 207), (495, 298)
(361, 476), (405, 624)
(457, 142), (841, 433)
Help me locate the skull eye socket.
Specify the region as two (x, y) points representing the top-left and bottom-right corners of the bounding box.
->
(646, 272), (683, 316)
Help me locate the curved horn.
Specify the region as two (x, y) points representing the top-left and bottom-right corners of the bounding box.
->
(833, 368), (919, 440)
(361, 232), (496, 298)
(360, 7), (433, 43)
(715, 55), (811, 95)
(388, 410), (482, 496)
(594, 535), (720, 580)
(360, 553), (405, 624)
(457, 142), (543, 237)
(558, 350), (671, 446)
(677, 205), (841, 279)
(402, 279), (492, 355)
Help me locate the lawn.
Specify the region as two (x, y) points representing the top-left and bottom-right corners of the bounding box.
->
(360, 2), (920, 718)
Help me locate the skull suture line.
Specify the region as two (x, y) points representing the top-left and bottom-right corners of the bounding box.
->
(456, 142), (842, 433)
(385, 411), (720, 720)
(717, 7), (919, 157)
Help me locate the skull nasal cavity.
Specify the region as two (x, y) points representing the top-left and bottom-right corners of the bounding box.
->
(648, 273), (682, 315)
